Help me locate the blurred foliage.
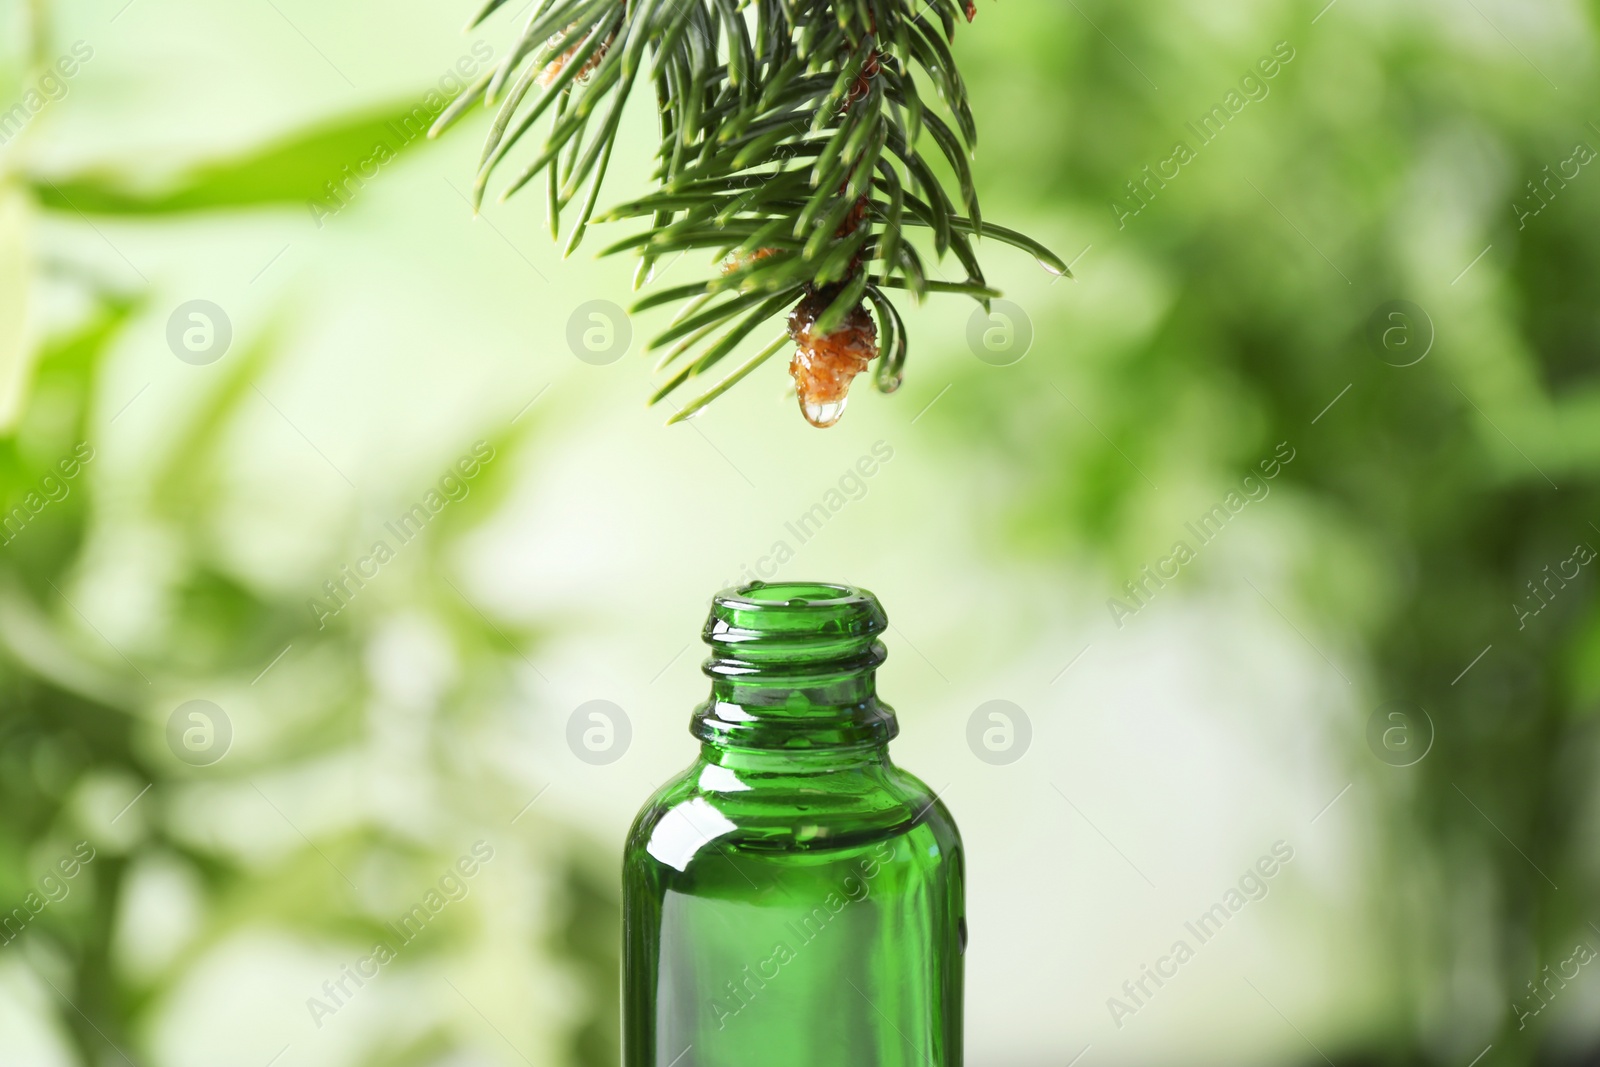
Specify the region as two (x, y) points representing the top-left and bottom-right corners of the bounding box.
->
(0, 11), (616, 1067)
(940, 1), (1600, 1064)
(6, 0), (1600, 1065)
(32, 109), (441, 216)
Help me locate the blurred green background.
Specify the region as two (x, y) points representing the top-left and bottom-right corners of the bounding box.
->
(2, 0), (1599, 1064)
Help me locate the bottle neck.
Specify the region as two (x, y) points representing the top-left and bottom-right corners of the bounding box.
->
(690, 582), (899, 752)
(698, 739), (891, 773)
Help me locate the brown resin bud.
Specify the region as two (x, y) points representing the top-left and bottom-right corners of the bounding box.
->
(538, 27), (613, 87)
(721, 247), (781, 275)
(788, 289), (879, 428)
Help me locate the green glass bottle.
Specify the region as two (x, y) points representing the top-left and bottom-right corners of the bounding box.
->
(623, 582), (965, 1067)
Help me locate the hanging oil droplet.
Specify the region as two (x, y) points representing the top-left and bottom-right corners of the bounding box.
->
(800, 396), (848, 428)
(787, 288), (879, 428)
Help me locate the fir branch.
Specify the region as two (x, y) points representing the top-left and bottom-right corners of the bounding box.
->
(436, 0), (1067, 425)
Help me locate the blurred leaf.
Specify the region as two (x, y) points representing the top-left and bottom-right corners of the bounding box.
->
(0, 184), (36, 430)
(1, 296), (136, 590)
(27, 102), (442, 215)
(148, 321), (277, 519)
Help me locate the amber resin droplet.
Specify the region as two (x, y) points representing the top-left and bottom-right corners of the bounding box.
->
(788, 289), (879, 428)
(721, 247), (780, 275)
(538, 26), (612, 87)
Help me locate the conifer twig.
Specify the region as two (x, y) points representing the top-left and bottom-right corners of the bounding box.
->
(435, 0), (1066, 425)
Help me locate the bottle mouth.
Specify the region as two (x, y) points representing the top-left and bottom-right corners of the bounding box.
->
(696, 581), (896, 748)
(704, 581), (888, 667)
